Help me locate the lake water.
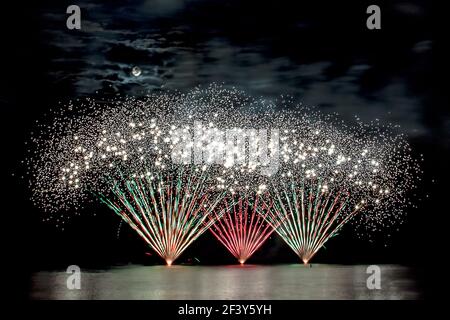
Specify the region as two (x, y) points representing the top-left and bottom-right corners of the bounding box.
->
(30, 264), (421, 300)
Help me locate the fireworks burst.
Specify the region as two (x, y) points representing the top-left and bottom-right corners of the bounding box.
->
(210, 196), (276, 264)
(24, 85), (421, 263)
(98, 167), (225, 265)
(262, 179), (364, 264)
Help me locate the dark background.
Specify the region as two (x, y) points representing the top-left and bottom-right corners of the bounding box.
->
(1, 0), (442, 300)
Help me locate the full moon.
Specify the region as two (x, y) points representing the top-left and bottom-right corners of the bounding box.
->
(131, 66), (142, 77)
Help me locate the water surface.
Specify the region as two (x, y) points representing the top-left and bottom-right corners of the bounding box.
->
(30, 264), (420, 300)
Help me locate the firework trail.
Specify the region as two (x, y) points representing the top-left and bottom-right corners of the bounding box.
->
(263, 178), (364, 264)
(210, 195), (277, 264)
(98, 167), (225, 265)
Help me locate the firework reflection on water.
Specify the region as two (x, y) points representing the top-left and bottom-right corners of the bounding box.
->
(30, 264), (420, 300)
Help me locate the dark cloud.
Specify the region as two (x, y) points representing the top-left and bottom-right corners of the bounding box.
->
(38, 0), (438, 140)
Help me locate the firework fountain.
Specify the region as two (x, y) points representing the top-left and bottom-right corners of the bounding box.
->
(210, 195), (277, 264)
(98, 168), (225, 265)
(263, 179), (364, 264)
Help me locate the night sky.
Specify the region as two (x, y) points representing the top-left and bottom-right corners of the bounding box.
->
(1, 0), (442, 300)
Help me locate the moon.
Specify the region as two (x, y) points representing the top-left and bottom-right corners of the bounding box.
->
(131, 66), (142, 77)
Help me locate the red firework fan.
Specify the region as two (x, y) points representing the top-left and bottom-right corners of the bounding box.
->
(210, 195), (276, 264)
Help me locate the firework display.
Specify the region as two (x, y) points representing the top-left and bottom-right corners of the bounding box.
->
(263, 179), (363, 264)
(210, 196), (276, 264)
(98, 168), (225, 265)
(26, 85), (420, 264)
